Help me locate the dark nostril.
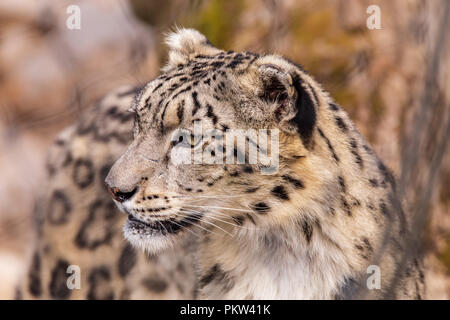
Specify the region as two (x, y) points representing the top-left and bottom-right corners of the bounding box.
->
(107, 185), (138, 203)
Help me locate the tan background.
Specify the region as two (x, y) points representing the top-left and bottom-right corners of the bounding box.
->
(0, 0), (448, 299)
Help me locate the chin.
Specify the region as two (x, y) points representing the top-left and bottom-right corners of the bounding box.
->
(122, 215), (184, 255)
(116, 201), (202, 254)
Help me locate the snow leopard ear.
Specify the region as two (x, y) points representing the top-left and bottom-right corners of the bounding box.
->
(256, 57), (318, 149)
(163, 28), (221, 71)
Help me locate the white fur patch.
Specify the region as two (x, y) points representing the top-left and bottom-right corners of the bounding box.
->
(163, 28), (219, 71)
(165, 28), (208, 54)
(123, 222), (176, 255)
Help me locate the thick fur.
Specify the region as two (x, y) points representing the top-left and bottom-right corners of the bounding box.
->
(19, 87), (196, 299)
(104, 29), (424, 299)
(21, 28), (424, 300)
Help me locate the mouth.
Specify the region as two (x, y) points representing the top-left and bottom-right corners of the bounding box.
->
(125, 211), (203, 236)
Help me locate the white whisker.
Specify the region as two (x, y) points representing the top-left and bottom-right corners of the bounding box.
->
(180, 208), (257, 231)
(206, 211), (259, 231)
(156, 220), (169, 234)
(172, 212), (221, 237)
(182, 211), (234, 237)
(173, 195), (245, 199)
(166, 218), (201, 238)
(179, 209), (235, 236)
(184, 204), (253, 213)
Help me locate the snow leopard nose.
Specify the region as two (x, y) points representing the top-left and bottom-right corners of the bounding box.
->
(106, 184), (138, 203)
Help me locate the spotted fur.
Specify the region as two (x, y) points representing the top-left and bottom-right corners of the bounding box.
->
(22, 28), (424, 300)
(104, 29), (424, 299)
(20, 86), (196, 299)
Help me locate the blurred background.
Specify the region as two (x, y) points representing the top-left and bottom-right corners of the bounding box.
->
(0, 0), (448, 299)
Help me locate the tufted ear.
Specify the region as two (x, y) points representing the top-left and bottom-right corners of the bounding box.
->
(163, 28), (221, 71)
(256, 58), (318, 149)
